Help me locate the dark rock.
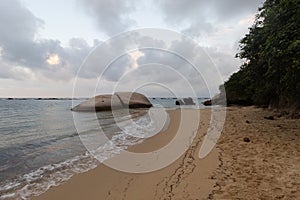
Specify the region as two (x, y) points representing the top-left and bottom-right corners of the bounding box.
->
(243, 137), (250, 142)
(245, 120), (250, 123)
(201, 93), (226, 106)
(175, 100), (182, 105)
(175, 97), (195, 105)
(264, 116), (274, 120)
(203, 99), (212, 106)
(290, 112), (300, 119)
(211, 93), (227, 105)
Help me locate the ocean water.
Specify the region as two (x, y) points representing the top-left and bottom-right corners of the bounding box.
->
(0, 98), (208, 199)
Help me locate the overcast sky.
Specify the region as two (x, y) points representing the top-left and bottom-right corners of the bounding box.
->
(0, 0), (264, 97)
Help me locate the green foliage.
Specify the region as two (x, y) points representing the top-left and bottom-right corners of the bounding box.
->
(224, 0), (300, 108)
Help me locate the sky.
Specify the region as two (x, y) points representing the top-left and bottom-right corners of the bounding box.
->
(0, 0), (264, 98)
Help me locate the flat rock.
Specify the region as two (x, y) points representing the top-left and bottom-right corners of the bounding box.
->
(115, 92), (152, 108)
(71, 92), (152, 112)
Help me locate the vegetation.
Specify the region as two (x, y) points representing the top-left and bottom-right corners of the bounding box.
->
(223, 0), (300, 109)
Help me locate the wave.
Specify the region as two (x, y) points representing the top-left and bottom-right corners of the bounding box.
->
(0, 108), (169, 199)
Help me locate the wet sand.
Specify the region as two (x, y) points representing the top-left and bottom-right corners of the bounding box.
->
(34, 109), (218, 200)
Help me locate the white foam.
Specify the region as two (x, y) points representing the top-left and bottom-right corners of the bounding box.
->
(122, 107), (169, 139)
(0, 152), (99, 199)
(0, 109), (170, 199)
(0, 193), (15, 199)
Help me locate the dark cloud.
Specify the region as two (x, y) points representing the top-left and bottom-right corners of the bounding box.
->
(0, 0), (42, 43)
(212, 0), (264, 20)
(182, 21), (214, 37)
(133, 36), (241, 96)
(158, 0), (262, 22)
(157, 0), (263, 36)
(157, 0), (206, 24)
(0, 61), (32, 80)
(77, 31), (167, 81)
(0, 0), (259, 97)
(77, 38), (132, 80)
(0, 0), (44, 67)
(76, 29), (240, 96)
(87, 33), (212, 96)
(78, 0), (136, 35)
(0, 0), (96, 81)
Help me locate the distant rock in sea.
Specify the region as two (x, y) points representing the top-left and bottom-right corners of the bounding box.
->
(202, 93), (227, 106)
(71, 92), (152, 112)
(202, 99), (212, 106)
(175, 97), (195, 105)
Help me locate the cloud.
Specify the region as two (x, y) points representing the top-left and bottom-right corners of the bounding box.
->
(0, 0), (44, 67)
(76, 31), (167, 81)
(238, 14), (256, 26)
(79, 30), (237, 97)
(211, 0), (263, 20)
(0, 0), (42, 43)
(133, 36), (242, 96)
(157, 0), (263, 37)
(182, 21), (214, 37)
(0, 0), (263, 97)
(158, 0), (262, 22)
(0, 60), (35, 80)
(70, 28), (243, 97)
(78, 0), (137, 35)
(0, 0), (96, 81)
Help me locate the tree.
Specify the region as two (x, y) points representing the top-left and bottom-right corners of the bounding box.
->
(224, 0), (300, 109)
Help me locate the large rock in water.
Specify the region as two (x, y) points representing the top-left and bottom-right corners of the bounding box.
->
(71, 92), (152, 112)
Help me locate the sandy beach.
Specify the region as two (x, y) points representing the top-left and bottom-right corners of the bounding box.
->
(33, 107), (300, 200)
(1, 0), (299, 199)
(211, 106), (300, 199)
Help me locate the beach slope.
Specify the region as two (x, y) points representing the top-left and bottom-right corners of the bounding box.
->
(34, 109), (218, 200)
(34, 107), (300, 199)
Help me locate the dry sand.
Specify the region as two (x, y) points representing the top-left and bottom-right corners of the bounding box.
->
(33, 107), (300, 200)
(211, 106), (300, 199)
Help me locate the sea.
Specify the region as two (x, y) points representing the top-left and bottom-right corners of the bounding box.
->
(0, 98), (208, 199)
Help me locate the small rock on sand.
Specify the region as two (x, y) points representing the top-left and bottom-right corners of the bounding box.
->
(264, 116), (274, 120)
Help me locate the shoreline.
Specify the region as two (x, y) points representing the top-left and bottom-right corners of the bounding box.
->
(33, 106), (300, 199)
(33, 108), (219, 200)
